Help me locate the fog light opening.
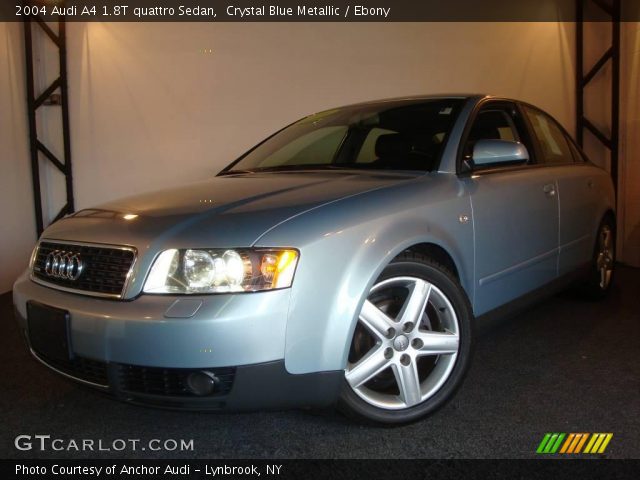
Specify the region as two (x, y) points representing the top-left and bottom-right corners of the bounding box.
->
(185, 370), (220, 396)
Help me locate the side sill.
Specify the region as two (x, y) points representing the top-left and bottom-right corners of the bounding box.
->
(475, 264), (590, 328)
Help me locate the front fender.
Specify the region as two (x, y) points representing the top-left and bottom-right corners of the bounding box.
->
(257, 176), (473, 374)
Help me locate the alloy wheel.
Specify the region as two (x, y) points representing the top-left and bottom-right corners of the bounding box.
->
(596, 224), (614, 290)
(345, 276), (459, 410)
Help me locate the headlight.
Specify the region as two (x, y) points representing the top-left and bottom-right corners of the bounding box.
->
(143, 248), (299, 294)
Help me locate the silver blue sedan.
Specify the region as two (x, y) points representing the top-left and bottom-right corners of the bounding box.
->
(13, 95), (615, 424)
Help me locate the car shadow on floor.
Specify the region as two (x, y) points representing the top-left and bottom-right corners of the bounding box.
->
(1, 266), (638, 459)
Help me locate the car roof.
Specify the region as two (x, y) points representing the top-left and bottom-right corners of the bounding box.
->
(316, 94), (492, 112)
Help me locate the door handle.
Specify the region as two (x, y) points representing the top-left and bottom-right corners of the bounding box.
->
(543, 183), (556, 197)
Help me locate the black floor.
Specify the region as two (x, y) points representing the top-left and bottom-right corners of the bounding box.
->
(1, 268), (639, 459)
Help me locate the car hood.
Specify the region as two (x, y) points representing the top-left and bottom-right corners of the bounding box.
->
(42, 171), (421, 249)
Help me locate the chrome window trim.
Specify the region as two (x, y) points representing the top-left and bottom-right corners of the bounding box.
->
(29, 238), (138, 300)
(466, 160), (592, 178)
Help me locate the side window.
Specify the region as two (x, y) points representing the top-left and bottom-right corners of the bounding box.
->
(523, 106), (573, 165)
(464, 108), (521, 159)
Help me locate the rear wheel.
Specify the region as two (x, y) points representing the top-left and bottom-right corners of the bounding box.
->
(581, 215), (615, 299)
(338, 252), (473, 425)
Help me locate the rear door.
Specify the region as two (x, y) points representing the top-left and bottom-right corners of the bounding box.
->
(463, 101), (560, 315)
(521, 105), (598, 275)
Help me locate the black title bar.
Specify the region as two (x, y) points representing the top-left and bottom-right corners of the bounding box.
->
(2, 0), (639, 22)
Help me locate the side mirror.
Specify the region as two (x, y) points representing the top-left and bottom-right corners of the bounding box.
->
(471, 139), (529, 167)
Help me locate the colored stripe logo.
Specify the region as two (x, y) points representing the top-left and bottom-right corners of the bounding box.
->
(536, 433), (613, 454)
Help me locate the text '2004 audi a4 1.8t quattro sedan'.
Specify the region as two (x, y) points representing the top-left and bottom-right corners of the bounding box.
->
(14, 95), (615, 424)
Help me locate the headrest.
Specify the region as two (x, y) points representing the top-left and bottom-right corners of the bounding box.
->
(375, 134), (411, 158)
(469, 126), (501, 142)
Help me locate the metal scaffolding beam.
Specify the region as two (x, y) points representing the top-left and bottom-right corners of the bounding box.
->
(576, 0), (621, 193)
(23, 18), (74, 237)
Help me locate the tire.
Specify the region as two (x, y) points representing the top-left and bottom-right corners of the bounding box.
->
(338, 252), (473, 425)
(580, 215), (616, 300)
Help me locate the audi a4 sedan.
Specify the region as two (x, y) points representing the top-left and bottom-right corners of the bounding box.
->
(13, 95), (615, 424)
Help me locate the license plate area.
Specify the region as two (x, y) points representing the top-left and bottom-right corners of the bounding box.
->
(27, 301), (72, 362)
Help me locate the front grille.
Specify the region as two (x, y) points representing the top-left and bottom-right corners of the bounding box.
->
(32, 241), (136, 297)
(117, 364), (236, 397)
(33, 349), (109, 386)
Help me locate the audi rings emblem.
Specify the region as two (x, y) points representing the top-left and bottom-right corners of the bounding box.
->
(44, 251), (85, 280)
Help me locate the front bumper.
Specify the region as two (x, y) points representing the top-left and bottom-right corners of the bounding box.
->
(13, 273), (342, 410)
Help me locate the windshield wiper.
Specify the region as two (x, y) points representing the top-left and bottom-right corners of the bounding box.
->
(249, 164), (352, 173)
(220, 165), (359, 176)
(218, 169), (255, 176)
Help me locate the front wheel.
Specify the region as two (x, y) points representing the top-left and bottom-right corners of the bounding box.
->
(338, 252), (473, 425)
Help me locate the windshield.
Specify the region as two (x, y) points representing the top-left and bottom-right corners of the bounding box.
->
(221, 99), (464, 174)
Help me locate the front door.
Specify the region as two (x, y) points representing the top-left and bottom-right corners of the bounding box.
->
(462, 102), (559, 315)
